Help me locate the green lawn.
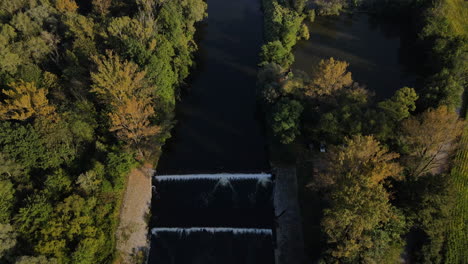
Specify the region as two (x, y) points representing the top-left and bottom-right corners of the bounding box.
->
(446, 124), (468, 263)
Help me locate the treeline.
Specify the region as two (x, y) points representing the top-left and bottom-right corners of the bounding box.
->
(258, 0), (467, 263)
(418, 0), (467, 111)
(0, 0), (206, 263)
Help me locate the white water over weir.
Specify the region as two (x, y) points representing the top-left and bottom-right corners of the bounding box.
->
(152, 227), (273, 236)
(154, 173), (271, 182)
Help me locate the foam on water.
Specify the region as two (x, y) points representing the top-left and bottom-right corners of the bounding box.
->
(154, 173), (271, 182)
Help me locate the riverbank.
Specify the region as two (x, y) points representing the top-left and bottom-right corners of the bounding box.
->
(115, 165), (153, 264)
(273, 167), (305, 264)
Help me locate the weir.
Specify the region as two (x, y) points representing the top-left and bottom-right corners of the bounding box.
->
(150, 173), (275, 263)
(152, 227), (273, 236)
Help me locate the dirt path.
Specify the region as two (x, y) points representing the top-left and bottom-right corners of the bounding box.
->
(273, 167), (305, 264)
(116, 165), (153, 264)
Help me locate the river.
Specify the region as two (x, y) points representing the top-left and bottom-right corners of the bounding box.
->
(156, 0), (269, 175)
(149, 0), (274, 263)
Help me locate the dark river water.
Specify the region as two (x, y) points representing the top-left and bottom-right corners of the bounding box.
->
(293, 13), (417, 100)
(156, 0), (269, 175)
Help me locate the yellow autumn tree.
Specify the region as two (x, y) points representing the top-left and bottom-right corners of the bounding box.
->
(91, 51), (150, 105)
(91, 51), (160, 151)
(0, 81), (55, 121)
(109, 97), (160, 149)
(307, 57), (353, 97)
(56, 0), (79, 13)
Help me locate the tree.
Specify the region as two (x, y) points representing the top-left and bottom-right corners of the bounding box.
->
(317, 135), (402, 188)
(15, 255), (58, 264)
(35, 195), (98, 261)
(56, 0), (79, 13)
(299, 23), (310, 40)
(0, 180), (15, 223)
(378, 87), (418, 121)
(401, 173), (455, 264)
(0, 153), (23, 181)
(92, 0), (111, 15)
(0, 81), (55, 121)
(0, 24), (21, 75)
(270, 98), (303, 144)
(307, 57), (353, 97)
(91, 51), (151, 106)
(400, 106), (464, 178)
(315, 0), (345, 16)
(316, 135), (405, 262)
(260, 41), (294, 67)
(14, 193), (53, 245)
(258, 63), (284, 104)
(45, 169), (72, 199)
(306, 84), (370, 144)
(91, 51), (160, 150)
(0, 223), (16, 258)
(76, 162), (104, 195)
(109, 97), (161, 149)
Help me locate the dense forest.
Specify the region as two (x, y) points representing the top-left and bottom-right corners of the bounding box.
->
(0, 0), (206, 263)
(258, 0), (467, 263)
(0, 0), (466, 263)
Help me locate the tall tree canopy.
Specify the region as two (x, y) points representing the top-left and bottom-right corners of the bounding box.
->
(307, 57), (353, 97)
(401, 106), (465, 178)
(317, 135), (405, 263)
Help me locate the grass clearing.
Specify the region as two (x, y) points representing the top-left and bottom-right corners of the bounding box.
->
(441, 0), (468, 37)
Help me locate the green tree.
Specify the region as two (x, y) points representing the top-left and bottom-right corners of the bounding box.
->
(0, 223), (16, 258)
(15, 255), (58, 264)
(45, 169), (72, 199)
(76, 162), (104, 195)
(0, 153), (23, 181)
(399, 173), (456, 264)
(14, 194), (53, 240)
(35, 195), (98, 262)
(315, 0), (345, 16)
(0, 180), (15, 223)
(260, 41), (294, 67)
(271, 98), (303, 144)
(307, 85), (370, 144)
(378, 87), (418, 121)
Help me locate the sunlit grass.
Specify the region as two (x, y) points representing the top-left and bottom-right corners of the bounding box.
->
(441, 0), (468, 36)
(446, 124), (468, 263)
